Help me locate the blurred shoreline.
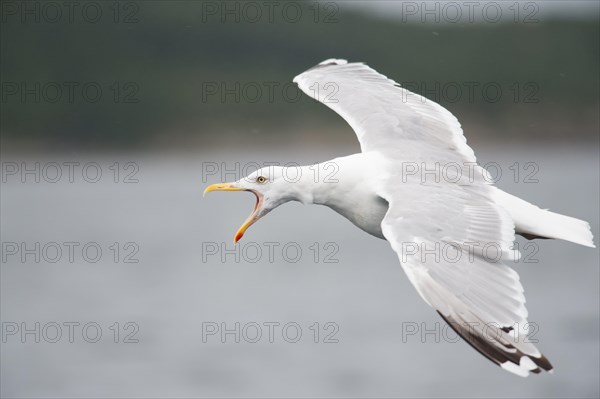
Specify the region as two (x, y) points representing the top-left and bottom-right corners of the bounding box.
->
(2, 115), (598, 155)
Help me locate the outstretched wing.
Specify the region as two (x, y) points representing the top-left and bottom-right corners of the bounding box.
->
(377, 178), (553, 377)
(293, 59), (475, 163)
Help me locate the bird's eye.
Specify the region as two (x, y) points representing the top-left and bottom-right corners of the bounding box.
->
(256, 176), (267, 184)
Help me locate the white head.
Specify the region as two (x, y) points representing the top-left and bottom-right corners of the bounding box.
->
(204, 166), (304, 243)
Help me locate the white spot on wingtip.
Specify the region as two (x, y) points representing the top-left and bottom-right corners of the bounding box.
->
(520, 356), (538, 371)
(501, 361), (529, 377)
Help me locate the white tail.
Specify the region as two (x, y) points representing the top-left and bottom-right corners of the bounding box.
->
(493, 188), (595, 248)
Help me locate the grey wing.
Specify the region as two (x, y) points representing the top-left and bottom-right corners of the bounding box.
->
(378, 181), (553, 377)
(293, 59), (475, 163)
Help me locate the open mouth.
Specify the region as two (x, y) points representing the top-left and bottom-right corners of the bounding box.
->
(204, 183), (263, 243)
(235, 189), (263, 243)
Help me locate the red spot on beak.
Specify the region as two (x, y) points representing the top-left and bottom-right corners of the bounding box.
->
(234, 230), (244, 244)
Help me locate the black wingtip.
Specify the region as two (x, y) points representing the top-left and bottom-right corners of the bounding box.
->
(436, 311), (553, 376)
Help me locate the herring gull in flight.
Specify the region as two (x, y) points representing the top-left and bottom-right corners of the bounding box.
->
(204, 59), (595, 377)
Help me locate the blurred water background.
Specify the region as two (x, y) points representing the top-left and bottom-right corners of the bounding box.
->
(1, 1), (599, 397)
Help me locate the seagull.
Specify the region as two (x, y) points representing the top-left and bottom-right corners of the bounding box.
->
(204, 59), (595, 377)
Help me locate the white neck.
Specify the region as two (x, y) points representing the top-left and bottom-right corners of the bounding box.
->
(280, 154), (388, 239)
(281, 164), (333, 205)
(283, 153), (374, 206)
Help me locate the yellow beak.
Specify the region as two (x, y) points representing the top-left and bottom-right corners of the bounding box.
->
(203, 183), (243, 195)
(204, 182), (264, 244)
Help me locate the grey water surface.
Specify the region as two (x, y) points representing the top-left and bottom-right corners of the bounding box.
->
(1, 145), (598, 398)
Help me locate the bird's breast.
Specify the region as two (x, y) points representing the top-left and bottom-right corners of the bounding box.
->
(309, 152), (390, 240)
(324, 190), (389, 240)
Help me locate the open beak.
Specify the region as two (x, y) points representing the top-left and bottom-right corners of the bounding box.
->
(204, 183), (264, 244)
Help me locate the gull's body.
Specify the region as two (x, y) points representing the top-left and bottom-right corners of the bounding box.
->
(205, 59), (595, 377)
